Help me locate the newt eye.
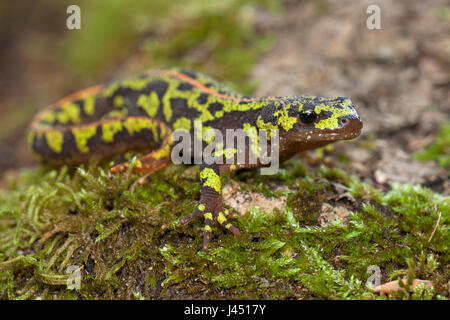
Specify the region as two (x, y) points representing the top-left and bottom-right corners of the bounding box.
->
(299, 110), (317, 124)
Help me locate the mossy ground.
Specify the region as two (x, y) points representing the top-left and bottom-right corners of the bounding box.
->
(0, 0), (449, 300)
(0, 155), (448, 300)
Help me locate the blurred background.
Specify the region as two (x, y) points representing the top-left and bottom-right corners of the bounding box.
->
(0, 0), (448, 193)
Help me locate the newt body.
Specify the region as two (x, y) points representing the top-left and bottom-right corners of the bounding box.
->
(28, 68), (362, 249)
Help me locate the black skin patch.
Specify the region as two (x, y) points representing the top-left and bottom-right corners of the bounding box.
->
(111, 86), (136, 100)
(114, 92), (141, 113)
(208, 102), (224, 114)
(178, 69), (197, 79)
(260, 104), (279, 125)
(197, 93), (209, 104)
(169, 98), (189, 121)
(171, 99), (201, 120)
(177, 82), (194, 91)
(319, 110), (334, 121)
(145, 80), (169, 100)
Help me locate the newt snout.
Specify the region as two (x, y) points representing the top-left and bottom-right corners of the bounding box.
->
(337, 114), (363, 140)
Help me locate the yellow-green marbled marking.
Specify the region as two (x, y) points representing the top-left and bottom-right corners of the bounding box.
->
(203, 212), (213, 220)
(173, 117), (191, 132)
(137, 92), (159, 117)
(102, 121), (123, 143)
(199, 167), (222, 194)
(314, 101), (354, 130)
(217, 212), (227, 225)
(72, 126), (97, 154)
(45, 131), (64, 153)
(57, 103), (81, 125)
(83, 96), (96, 116)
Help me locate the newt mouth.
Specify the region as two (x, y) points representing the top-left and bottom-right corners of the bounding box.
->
(288, 116), (362, 147)
(319, 115), (362, 141)
(299, 117), (362, 143)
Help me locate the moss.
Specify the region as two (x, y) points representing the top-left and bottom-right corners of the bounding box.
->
(0, 157), (448, 299)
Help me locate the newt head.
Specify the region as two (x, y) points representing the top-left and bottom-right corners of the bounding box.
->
(257, 95), (362, 153)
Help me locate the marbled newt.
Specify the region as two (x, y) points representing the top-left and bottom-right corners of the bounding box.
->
(28, 68), (362, 250)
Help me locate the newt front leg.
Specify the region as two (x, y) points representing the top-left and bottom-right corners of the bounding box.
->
(179, 163), (241, 250)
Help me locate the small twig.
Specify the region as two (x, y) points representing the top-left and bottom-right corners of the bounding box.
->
(428, 211), (441, 243)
